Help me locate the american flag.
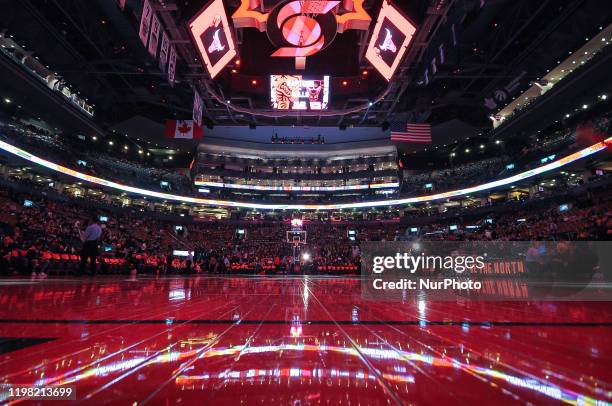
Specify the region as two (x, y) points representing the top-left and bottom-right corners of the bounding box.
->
(390, 122), (432, 144)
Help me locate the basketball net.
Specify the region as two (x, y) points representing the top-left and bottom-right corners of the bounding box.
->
(298, 0), (318, 47)
(299, 0), (318, 20)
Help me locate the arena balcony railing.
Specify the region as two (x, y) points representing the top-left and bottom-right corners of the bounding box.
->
(193, 174), (399, 191)
(195, 153), (398, 171)
(0, 33), (94, 118)
(0, 121), (605, 209)
(193, 167), (399, 182)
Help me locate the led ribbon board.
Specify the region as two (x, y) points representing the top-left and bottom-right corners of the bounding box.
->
(189, 0), (237, 79)
(193, 181), (399, 192)
(365, 1), (417, 81)
(0, 138), (608, 210)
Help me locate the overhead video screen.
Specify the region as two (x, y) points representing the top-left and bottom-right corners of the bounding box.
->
(270, 75), (330, 110)
(188, 0), (237, 79)
(365, 1), (417, 81)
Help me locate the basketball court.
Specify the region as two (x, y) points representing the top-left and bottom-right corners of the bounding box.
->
(0, 276), (610, 405)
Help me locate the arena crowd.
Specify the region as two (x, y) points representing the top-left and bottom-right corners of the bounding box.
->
(1, 184), (609, 277)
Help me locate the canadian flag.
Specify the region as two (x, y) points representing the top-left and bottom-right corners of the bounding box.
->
(164, 120), (204, 139)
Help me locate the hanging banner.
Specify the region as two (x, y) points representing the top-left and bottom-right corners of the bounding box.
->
(483, 70), (528, 111)
(148, 13), (162, 57)
(193, 90), (203, 126)
(159, 31), (170, 72)
(138, 0), (153, 47)
(417, 1), (466, 87)
(167, 45), (177, 86)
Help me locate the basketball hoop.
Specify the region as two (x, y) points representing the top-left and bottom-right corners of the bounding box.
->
(287, 230), (307, 245)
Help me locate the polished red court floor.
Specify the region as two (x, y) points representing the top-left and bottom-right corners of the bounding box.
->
(0, 276), (611, 405)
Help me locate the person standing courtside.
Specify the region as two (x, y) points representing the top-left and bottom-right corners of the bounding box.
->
(79, 216), (102, 275)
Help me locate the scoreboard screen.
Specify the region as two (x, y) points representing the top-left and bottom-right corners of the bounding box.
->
(271, 75), (330, 110)
(188, 0), (237, 79)
(365, 1), (417, 81)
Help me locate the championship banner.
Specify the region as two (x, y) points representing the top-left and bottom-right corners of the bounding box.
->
(416, 0), (469, 87)
(138, 0), (153, 47)
(159, 31), (170, 72)
(167, 45), (177, 86)
(148, 13), (162, 57)
(193, 90), (203, 126)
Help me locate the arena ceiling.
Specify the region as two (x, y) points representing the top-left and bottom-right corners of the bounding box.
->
(0, 0), (610, 132)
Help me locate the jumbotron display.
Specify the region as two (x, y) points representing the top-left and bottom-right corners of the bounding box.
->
(365, 1), (417, 81)
(270, 74), (330, 110)
(188, 0), (237, 79)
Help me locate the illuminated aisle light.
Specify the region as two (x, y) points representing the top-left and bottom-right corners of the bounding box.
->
(0, 138), (609, 210)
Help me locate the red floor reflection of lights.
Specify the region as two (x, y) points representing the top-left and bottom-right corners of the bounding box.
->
(0, 276), (611, 405)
